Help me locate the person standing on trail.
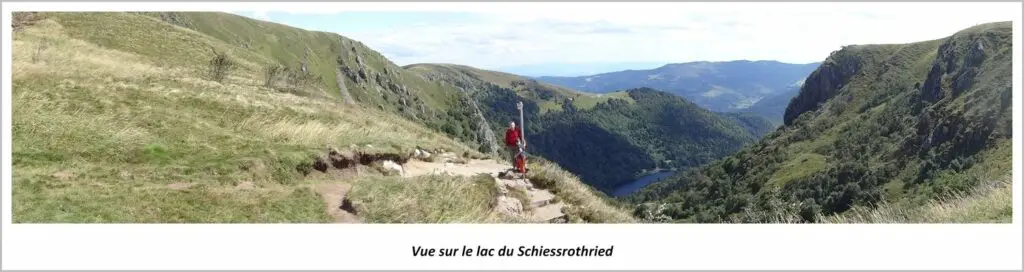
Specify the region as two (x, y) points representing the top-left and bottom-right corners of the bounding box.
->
(504, 121), (524, 167)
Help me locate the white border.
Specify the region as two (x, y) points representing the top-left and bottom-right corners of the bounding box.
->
(2, 2), (1022, 270)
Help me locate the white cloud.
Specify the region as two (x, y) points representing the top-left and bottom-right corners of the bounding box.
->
(260, 2), (1021, 70)
(252, 10), (270, 20)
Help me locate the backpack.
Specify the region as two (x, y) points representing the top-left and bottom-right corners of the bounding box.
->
(514, 148), (527, 173)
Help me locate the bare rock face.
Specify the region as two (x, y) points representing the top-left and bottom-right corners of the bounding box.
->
(923, 35), (989, 104)
(783, 48), (863, 125)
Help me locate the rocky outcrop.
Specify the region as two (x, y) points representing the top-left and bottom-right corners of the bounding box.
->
(469, 94), (502, 154)
(783, 48), (863, 125)
(334, 68), (356, 104)
(923, 35), (988, 103)
(908, 28), (1007, 180)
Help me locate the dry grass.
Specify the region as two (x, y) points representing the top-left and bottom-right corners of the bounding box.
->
(527, 160), (637, 223)
(821, 178), (1012, 224)
(10, 17), (476, 223)
(345, 174), (514, 223)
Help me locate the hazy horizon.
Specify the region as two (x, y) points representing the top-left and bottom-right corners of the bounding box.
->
(231, 2), (1016, 74)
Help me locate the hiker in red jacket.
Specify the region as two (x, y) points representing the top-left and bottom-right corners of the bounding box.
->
(504, 121), (524, 168)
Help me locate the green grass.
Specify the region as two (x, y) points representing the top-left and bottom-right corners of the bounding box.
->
(785, 126), (839, 155)
(537, 101), (563, 114)
(11, 14), (478, 223)
(572, 91), (635, 110)
(14, 177), (332, 223)
(767, 153), (827, 188)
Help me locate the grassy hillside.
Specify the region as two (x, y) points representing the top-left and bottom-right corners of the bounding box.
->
(10, 12), (633, 223)
(820, 177), (1011, 223)
(629, 22), (1014, 223)
(129, 12), (510, 152)
(406, 62), (776, 194)
(406, 63), (631, 114)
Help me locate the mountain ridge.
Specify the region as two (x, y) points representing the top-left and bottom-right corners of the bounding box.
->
(405, 63), (776, 193)
(629, 21), (1013, 223)
(534, 60), (821, 121)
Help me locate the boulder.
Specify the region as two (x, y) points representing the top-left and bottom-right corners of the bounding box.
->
(382, 160), (404, 176)
(414, 149), (433, 160)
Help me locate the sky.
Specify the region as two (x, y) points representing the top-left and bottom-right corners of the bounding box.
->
(230, 2), (1020, 74)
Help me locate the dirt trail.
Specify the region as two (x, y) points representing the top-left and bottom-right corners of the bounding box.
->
(314, 183), (361, 223)
(315, 156), (567, 223)
(402, 158), (567, 223)
(402, 158), (506, 177)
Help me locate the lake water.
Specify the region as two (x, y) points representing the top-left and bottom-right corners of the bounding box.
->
(610, 171), (677, 197)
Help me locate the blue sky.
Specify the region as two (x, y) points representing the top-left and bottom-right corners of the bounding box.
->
(229, 2), (1019, 73)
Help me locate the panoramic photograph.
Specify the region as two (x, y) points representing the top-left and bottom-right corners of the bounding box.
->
(9, 5), (1014, 223)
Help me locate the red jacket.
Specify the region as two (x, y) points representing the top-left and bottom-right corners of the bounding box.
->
(504, 127), (521, 147)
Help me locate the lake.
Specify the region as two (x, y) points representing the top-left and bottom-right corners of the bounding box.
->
(610, 171), (677, 197)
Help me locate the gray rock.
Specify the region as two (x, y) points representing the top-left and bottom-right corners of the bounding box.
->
(382, 160), (404, 176)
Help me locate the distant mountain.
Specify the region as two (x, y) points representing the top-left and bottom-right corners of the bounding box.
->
(535, 61), (820, 118)
(496, 62), (666, 77)
(740, 79), (805, 125)
(409, 63), (775, 193)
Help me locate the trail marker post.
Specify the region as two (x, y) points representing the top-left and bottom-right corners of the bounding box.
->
(516, 101), (527, 177)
